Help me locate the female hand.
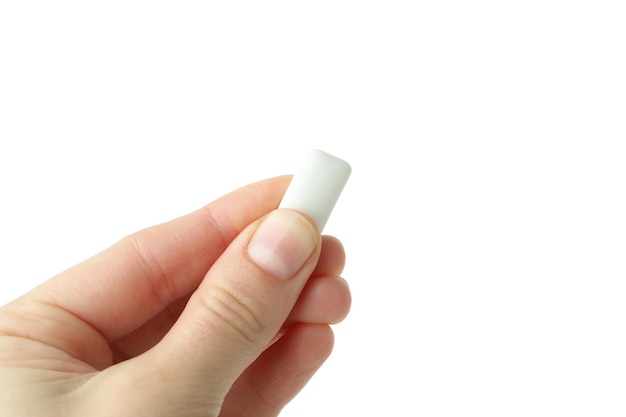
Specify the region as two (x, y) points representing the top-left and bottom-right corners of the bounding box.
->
(0, 176), (351, 417)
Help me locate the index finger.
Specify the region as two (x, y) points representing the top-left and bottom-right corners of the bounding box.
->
(28, 176), (292, 341)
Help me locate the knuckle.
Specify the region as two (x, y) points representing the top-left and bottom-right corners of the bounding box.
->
(200, 284), (267, 344)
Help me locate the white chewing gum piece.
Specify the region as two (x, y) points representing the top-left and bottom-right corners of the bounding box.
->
(278, 149), (351, 232)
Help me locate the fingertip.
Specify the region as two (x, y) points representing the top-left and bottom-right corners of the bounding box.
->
(314, 235), (346, 277)
(264, 323), (336, 374)
(287, 275), (352, 325)
(246, 209), (320, 281)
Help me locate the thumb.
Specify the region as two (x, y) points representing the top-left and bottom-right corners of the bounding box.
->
(170, 207), (321, 375)
(107, 208), (321, 414)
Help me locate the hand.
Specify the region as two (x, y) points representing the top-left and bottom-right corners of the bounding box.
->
(0, 176), (351, 417)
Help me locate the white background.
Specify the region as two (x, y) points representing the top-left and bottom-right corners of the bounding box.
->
(1, 1), (625, 416)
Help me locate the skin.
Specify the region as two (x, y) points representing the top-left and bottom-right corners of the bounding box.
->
(0, 176), (351, 417)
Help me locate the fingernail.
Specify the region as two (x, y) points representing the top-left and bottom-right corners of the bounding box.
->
(247, 209), (318, 280)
